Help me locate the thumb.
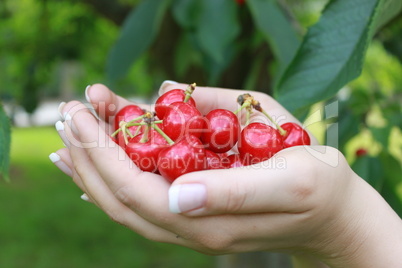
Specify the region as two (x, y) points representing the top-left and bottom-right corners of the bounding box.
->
(168, 147), (323, 216)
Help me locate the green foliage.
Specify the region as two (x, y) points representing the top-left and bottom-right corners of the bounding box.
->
(107, 0), (171, 82)
(0, 104), (11, 182)
(275, 0), (402, 116)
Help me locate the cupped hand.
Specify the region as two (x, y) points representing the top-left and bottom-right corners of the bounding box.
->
(51, 82), (402, 268)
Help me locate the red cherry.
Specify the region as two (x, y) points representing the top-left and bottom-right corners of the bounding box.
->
(356, 148), (368, 157)
(238, 122), (283, 162)
(158, 136), (206, 182)
(155, 89), (196, 119)
(162, 102), (205, 142)
(114, 105), (145, 147)
(125, 128), (169, 173)
(220, 154), (245, 169)
(201, 109), (240, 153)
(280, 122), (311, 148)
(205, 150), (222, 169)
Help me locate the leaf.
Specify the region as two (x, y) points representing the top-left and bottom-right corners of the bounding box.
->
(106, 0), (171, 83)
(379, 152), (402, 217)
(172, 0), (201, 29)
(352, 156), (384, 191)
(0, 104), (11, 182)
(247, 0), (300, 78)
(195, 0), (240, 64)
(275, 0), (402, 114)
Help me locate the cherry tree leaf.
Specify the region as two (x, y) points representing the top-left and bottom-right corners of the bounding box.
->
(275, 0), (402, 115)
(106, 0), (171, 83)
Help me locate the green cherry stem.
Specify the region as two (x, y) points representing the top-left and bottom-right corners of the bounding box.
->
(183, 83), (196, 103)
(254, 104), (287, 136)
(152, 123), (174, 146)
(139, 125), (150, 143)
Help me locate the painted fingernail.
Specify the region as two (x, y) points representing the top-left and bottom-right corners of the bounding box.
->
(55, 121), (70, 147)
(49, 152), (73, 177)
(168, 184), (207, 214)
(64, 112), (79, 135)
(84, 85), (91, 102)
(81, 193), (92, 203)
(58, 102), (66, 119)
(158, 80), (178, 95)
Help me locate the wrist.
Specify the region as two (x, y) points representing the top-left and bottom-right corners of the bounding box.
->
(318, 175), (402, 267)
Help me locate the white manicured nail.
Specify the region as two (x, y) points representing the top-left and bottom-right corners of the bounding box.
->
(58, 102), (66, 119)
(55, 121), (70, 147)
(49, 152), (73, 177)
(158, 80), (178, 95)
(81, 193), (91, 202)
(168, 184), (207, 214)
(85, 85), (91, 102)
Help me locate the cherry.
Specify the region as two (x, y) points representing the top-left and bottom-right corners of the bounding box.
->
(238, 122), (283, 163)
(280, 122), (311, 148)
(162, 102), (205, 141)
(220, 154), (245, 169)
(125, 128), (169, 173)
(158, 136), (206, 182)
(205, 150), (222, 169)
(201, 109), (240, 153)
(155, 89), (196, 119)
(356, 148), (368, 157)
(114, 105), (145, 147)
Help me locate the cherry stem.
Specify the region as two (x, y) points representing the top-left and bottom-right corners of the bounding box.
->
(139, 125), (150, 143)
(234, 101), (251, 115)
(183, 83), (196, 103)
(152, 124), (174, 145)
(258, 108), (287, 136)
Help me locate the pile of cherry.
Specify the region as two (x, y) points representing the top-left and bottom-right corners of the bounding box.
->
(112, 84), (310, 182)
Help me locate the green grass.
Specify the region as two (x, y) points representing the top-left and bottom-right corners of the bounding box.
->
(0, 127), (215, 268)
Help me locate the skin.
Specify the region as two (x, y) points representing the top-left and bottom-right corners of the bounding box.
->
(52, 83), (402, 268)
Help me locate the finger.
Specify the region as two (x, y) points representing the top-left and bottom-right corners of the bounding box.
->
(67, 137), (180, 243)
(85, 83), (151, 123)
(168, 146), (342, 216)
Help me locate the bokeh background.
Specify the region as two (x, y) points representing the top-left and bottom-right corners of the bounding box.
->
(1, 0), (401, 267)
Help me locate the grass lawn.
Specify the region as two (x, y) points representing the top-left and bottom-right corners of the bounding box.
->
(0, 127), (216, 268)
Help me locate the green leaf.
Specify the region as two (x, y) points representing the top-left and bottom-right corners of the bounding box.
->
(379, 152), (402, 217)
(172, 0), (201, 29)
(275, 0), (402, 114)
(352, 156), (384, 191)
(0, 104), (11, 182)
(106, 0), (171, 83)
(195, 0), (240, 64)
(247, 0), (300, 78)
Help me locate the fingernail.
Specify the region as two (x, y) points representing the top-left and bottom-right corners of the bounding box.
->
(81, 193), (92, 202)
(58, 102), (66, 119)
(55, 121), (70, 147)
(169, 184), (206, 214)
(85, 85), (91, 102)
(49, 152), (73, 177)
(159, 80), (178, 95)
(64, 112), (79, 135)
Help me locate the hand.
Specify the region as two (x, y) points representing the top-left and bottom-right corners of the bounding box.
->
(51, 82), (402, 268)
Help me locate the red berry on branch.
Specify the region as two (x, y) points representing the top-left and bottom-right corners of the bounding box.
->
(356, 148), (368, 157)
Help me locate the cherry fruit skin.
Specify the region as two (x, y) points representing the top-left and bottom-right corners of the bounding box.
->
(280, 122), (310, 148)
(220, 154), (245, 169)
(205, 149), (222, 169)
(238, 122), (283, 163)
(162, 102), (205, 142)
(158, 136), (206, 182)
(155, 89), (196, 119)
(201, 109), (240, 153)
(125, 128), (169, 173)
(114, 105), (145, 147)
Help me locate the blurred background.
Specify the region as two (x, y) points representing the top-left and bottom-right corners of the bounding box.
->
(0, 0), (401, 267)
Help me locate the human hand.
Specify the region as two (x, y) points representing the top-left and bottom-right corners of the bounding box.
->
(51, 82), (402, 268)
